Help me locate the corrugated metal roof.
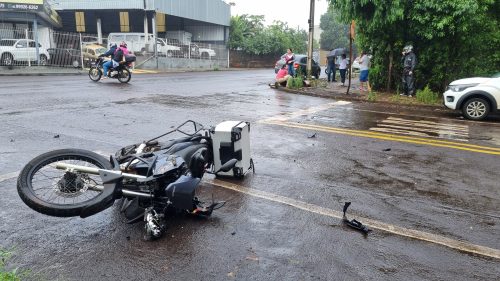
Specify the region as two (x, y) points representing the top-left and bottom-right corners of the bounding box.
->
(54, 0), (230, 26)
(54, 0), (148, 10)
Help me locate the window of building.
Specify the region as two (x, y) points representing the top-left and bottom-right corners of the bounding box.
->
(75, 12), (85, 32)
(156, 13), (166, 33)
(120, 12), (130, 32)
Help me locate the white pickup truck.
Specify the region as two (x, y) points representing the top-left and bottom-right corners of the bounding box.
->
(0, 39), (50, 66)
(145, 38), (181, 57)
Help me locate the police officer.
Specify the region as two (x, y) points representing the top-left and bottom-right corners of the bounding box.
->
(401, 45), (417, 97)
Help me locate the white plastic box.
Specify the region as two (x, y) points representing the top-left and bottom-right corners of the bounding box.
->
(211, 121), (251, 177)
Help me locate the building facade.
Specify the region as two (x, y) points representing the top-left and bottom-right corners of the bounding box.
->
(54, 0), (231, 44)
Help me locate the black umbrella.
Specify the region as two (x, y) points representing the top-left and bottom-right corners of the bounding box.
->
(327, 48), (346, 58)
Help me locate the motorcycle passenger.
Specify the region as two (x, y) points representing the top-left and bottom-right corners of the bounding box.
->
(99, 43), (117, 79)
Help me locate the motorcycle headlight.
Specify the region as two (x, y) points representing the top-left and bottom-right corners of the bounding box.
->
(447, 83), (479, 92)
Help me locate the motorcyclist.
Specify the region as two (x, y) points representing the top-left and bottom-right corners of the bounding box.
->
(401, 45), (417, 97)
(99, 43), (117, 79)
(99, 42), (129, 79)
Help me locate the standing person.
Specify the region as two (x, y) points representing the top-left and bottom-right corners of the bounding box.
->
(326, 51), (336, 82)
(401, 45), (417, 97)
(284, 48), (295, 77)
(358, 50), (371, 92)
(339, 54), (348, 86)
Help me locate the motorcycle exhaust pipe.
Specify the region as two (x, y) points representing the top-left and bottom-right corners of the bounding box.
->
(55, 163), (147, 180)
(55, 163), (153, 199)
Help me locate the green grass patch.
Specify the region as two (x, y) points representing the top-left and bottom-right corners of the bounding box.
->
(416, 85), (440, 104)
(367, 91), (378, 102)
(1, 248), (30, 281)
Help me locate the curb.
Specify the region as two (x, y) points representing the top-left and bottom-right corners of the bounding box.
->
(273, 86), (450, 111)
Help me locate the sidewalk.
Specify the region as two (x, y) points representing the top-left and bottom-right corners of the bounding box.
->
(0, 66), (84, 76)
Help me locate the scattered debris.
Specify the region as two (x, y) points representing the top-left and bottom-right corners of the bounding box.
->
(307, 133), (317, 138)
(383, 148), (391, 151)
(53, 134), (60, 138)
(342, 202), (371, 235)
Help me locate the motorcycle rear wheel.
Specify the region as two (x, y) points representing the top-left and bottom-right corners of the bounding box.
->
(88, 66), (102, 82)
(118, 68), (131, 83)
(17, 149), (112, 217)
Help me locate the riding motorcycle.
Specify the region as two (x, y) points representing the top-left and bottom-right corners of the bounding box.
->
(16, 121), (247, 239)
(88, 55), (135, 83)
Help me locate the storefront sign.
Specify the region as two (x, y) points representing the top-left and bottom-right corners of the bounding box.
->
(0, 0), (43, 11)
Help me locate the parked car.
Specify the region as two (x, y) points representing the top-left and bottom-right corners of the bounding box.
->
(82, 44), (108, 66)
(47, 48), (81, 68)
(274, 54), (321, 78)
(167, 38), (198, 58)
(198, 45), (216, 59)
(443, 73), (500, 120)
(0, 39), (50, 66)
(150, 38), (182, 57)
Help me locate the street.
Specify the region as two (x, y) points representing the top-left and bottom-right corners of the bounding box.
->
(1, 69), (499, 280)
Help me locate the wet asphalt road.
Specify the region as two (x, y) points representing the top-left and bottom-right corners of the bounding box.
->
(1, 69), (499, 280)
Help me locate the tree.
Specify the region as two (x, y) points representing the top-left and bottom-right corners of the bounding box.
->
(328, 0), (500, 92)
(228, 15), (308, 55)
(319, 6), (349, 50)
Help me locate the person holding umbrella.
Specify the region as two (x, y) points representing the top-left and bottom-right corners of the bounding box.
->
(326, 49), (337, 82)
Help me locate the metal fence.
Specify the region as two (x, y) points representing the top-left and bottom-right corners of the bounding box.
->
(0, 26), (228, 69)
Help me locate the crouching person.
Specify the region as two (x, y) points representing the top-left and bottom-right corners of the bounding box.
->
(275, 65), (291, 87)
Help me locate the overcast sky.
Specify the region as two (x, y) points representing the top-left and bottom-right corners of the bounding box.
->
(228, 0), (330, 30)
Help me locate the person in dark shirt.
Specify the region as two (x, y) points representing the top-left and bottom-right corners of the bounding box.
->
(401, 45), (417, 97)
(326, 51), (336, 82)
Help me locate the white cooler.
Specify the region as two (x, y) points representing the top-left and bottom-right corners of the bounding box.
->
(211, 121), (251, 177)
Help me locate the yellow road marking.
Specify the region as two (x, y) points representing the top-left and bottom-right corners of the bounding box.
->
(263, 120), (500, 155)
(132, 69), (158, 74)
(206, 178), (500, 260)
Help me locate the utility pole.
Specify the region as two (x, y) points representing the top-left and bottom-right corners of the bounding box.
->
(306, 0), (315, 79)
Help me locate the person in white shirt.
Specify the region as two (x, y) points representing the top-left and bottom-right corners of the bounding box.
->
(339, 54), (348, 86)
(357, 50), (371, 92)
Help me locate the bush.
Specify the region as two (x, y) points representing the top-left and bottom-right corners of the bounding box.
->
(416, 85), (440, 104)
(287, 76), (304, 89)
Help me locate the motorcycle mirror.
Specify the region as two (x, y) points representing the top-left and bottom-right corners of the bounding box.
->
(217, 159), (238, 173)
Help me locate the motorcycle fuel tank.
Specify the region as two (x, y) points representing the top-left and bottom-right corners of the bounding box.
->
(211, 121), (251, 177)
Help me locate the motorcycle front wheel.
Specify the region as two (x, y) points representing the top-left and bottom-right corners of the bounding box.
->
(118, 68), (131, 83)
(17, 149), (112, 217)
(88, 66), (102, 82)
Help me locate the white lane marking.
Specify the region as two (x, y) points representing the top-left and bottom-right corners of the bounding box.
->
(259, 101), (351, 122)
(370, 117), (470, 141)
(386, 117), (469, 132)
(206, 178), (500, 260)
(0, 171), (18, 183)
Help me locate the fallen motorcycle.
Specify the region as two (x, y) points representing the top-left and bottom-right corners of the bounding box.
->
(17, 120), (252, 239)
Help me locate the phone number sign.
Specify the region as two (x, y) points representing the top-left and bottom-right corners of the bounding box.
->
(0, 2), (41, 11)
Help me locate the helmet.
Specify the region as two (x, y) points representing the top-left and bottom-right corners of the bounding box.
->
(403, 45), (413, 53)
(120, 41), (127, 48)
(109, 43), (117, 48)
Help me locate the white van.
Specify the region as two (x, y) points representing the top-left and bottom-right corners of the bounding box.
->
(108, 33), (180, 56)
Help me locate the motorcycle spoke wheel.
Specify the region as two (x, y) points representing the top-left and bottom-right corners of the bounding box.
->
(118, 68), (131, 83)
(17, 149), (112, 217)
(88, 67), (102, 82)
